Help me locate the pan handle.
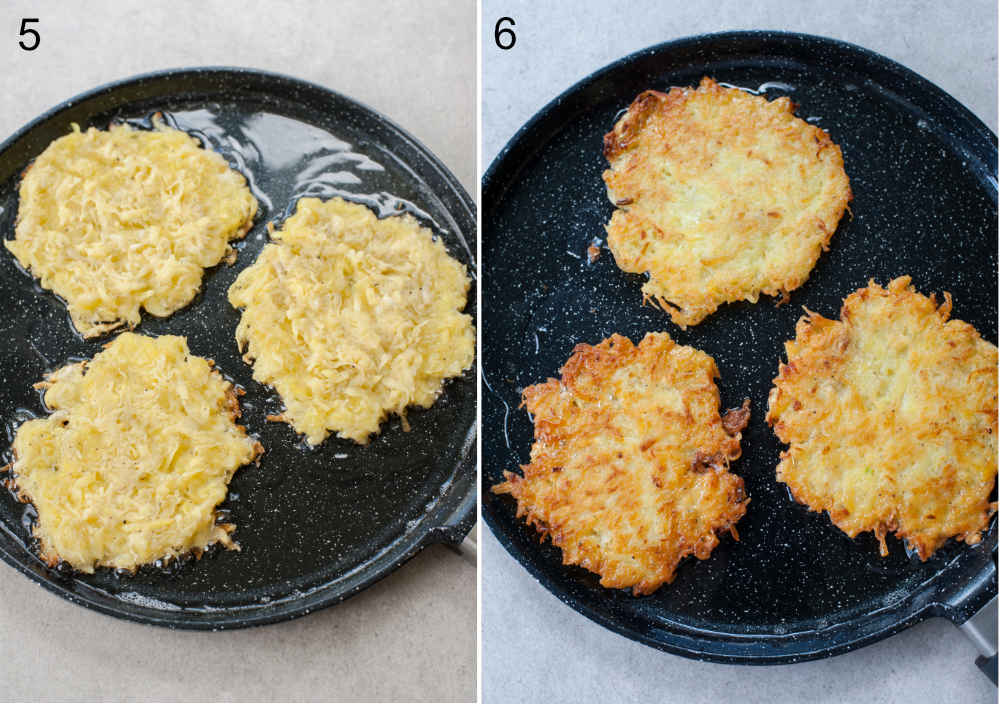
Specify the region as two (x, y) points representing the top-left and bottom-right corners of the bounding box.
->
(419, 486), (476, 549)
(977, 654), (998, 686)
(446, 535), (477, 567)
(941, 558), (997, 686)
(959, 596), (997, 686)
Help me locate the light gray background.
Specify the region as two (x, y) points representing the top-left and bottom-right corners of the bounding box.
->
(0, 1), (475, 702)
(481, 1), (997, 703)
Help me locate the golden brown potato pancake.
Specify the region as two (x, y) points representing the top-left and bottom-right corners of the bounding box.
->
(6, 333), (262, 573)
(228, 197), (474, 446)
(7, 120), (257, 338)
(602, 77), (852, 327)
(493, 332), (750, 595)
(767, 276), (998, 559)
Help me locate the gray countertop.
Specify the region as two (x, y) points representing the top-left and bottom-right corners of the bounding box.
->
(0, 1), (475, 701)
(481, 1), (997, 703)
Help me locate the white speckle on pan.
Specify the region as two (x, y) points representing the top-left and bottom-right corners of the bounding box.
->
(116, 591), (182, 611)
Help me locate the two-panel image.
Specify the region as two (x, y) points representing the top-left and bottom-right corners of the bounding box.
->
(0, 1), (996, 703)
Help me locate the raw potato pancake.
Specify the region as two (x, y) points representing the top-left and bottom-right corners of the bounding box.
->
(6, 333), (262, 573)
(602, 77), (852, 327)
(493, 332), (750, 595)
(6, 121), (257, 338)
(228, 197), (475, 445)
(767, 277), (998, 559)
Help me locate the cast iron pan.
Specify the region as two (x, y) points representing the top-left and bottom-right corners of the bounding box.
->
(0, 67), (476, 629)
(482, 31), (997, 664)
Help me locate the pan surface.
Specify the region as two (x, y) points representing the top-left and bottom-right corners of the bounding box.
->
(482, 31), (997, 663)
(0, 68), (477, 629)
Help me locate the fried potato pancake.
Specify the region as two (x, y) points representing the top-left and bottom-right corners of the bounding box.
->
(228, 197), (474, 446)
(493, 332), (750, 595)
(7, 333), (262, 573)
(602, 77), (852, 327)
(767, 277), (998, 559)
(7, 121), (257, 338)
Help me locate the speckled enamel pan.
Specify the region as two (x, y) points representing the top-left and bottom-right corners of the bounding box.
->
(482, 31), (996, 666)
(0, 67), (476, 629)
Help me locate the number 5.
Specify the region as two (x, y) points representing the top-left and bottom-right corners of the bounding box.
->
(19, 18), (40, 51)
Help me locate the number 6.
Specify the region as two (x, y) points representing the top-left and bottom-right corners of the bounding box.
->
(494, 17), (515, 51)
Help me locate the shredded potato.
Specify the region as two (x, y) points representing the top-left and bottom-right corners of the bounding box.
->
(768, 277), (998, 558)
(603, 78), (851, 327)
(494, 333), (750, 595)
(7, 121), (257, 337)
(8, 333), (262, 573)
(228, 197), (474, 445)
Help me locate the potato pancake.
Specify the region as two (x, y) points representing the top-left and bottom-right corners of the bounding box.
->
(493, 332), (750, 595)
(7, 120), (257, 338)
(767, 277), (998, 559)
(6, 333), (262, 573)
(228, 197), (474, 446)
(602, 77), (852, 327)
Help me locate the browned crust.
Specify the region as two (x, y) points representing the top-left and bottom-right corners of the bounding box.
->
(721, 399), (752, 436)
(603, 89), (674, 161)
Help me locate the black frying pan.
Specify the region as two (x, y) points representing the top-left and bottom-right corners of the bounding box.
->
(482, 32), (997, 665)
(0, 67), (476, 629)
